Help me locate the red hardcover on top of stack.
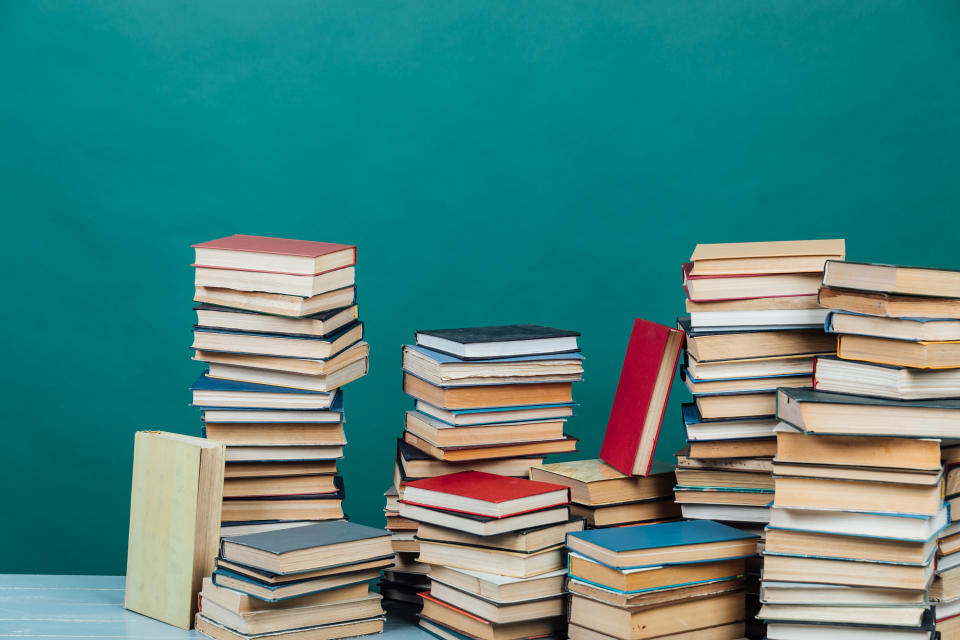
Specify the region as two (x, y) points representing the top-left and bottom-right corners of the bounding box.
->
(400, 470), (570, 518)
(599, 318), (684, 477)
(192, 234), (357, 275)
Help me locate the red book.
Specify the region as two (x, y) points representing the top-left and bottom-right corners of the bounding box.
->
(400, 471), (569, 518)
(599, 319), (684, 476)
(192, 235), (356, 275)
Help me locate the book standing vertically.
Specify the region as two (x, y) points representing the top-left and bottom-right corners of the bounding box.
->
(124, 431), (225, 629)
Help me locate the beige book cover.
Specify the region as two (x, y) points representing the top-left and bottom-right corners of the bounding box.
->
(124, 431), (225, 629)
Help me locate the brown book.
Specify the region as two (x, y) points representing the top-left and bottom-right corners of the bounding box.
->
(773, 475), (942, 515)
(682, 325), (835, 362)
(569, 591), (745, 640)
(675, 469), (773, 490)
(403, 373), (573, 409)
(687, 438), (777, 459)
(772, 462), (941, 486)
(416, 518), (585, 553)
(568, 577), (743, 609)
(686, 295), (821, 312)
(775, 430), (941, 470)
(675, 452), (773, 472)
(201, 578), (367, 613)
(570, 500), (681, 527)
(764, 528), (933, 564)
(403, 432), (577, 462)
(568, 554), (746, 593)
(822, 260), (960, 298)
(695, 392), (775, 419)
(194, 341), (368, 376)
(199, 592), (383, 635)
(529, 459), (675, 506)
(221, 498), (344, 522)
(819, 286), (960, 319)
(838, 333), (960, 369)
(225, 461), (337, 478)
(205, 423), (346, 446)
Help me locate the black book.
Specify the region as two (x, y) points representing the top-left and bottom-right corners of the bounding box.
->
(415, 325), (580, 360)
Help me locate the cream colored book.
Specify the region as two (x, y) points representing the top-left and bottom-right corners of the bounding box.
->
(124, 431), (225, 629)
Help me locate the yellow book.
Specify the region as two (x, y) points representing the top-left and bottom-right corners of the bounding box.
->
(124, 431), (225, 629)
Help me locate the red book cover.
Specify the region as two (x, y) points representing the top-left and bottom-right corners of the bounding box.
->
(193, 234), (356, 259)
(403, 470), (568, 502)
(599, 318), (684, 477)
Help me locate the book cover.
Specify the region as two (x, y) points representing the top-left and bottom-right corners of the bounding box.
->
(417, 325), (580, 344)
(780, 386), (960, 410)
(192, 320), (362, 343)
(193, 235), (356, 259)
(404, 344), (585, 364)
(190, 372), (336, 396)
(222, 520), (389, 556)
(691, 239), (846, 261)
(566, 520), (756, 553)
(402, 471), (569, 504)
(599, 318), (683, 476)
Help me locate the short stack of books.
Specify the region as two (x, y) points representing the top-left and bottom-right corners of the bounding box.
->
(757, 260), (960, 639)
(399, 471), (582, 640)
(195, 521), (394, 640)
(529, 459), (680, 529)
(379, 484), (429, 619)
(675, 239), (845, 528)
(565, 520), (758, 640)
(188, 235), (368, 528)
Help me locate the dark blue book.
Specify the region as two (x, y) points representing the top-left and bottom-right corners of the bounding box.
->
(566, 519), (758, 568)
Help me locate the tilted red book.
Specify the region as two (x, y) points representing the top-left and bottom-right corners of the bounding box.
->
(599, 318), (684, 476)
(400, 470), (570, 518)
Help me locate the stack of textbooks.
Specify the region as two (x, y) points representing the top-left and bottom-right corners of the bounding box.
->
(755, 260), (960, 639)
(188, 235), (368, 528)
(674, 239), (845, 528)
(195, 521), (394, 640)
(378, 484), (429, 618)
(399, 471), (581, 640)
(565, 520), (758, 640)
(529, 459), (680, 529)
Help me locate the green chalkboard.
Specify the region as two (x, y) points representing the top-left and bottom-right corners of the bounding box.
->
(0, 1), (957, 574)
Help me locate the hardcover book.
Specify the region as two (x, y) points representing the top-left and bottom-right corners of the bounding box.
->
(599, 318), (684, 476)
(415, 325), (580, 360)
(401, 471), (569, 517)
(192, 235), (356, 275)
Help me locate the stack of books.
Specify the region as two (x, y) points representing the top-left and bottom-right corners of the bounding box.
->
(756, 260), (960, 639)
(399, 471), (580, 640)
(195, 521), (394, 640)
(188, 235), (368, 528)
(529, 459), (680, 529)
(674, 239), (845, 528)
(565, 520), (758, 640)
(378, 484), (429, 619)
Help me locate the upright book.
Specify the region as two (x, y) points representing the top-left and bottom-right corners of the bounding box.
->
(600, 318), (684, 476)
(124, 431), (225, 629)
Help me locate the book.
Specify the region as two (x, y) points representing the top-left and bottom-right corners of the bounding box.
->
(194, 342), (369, 377)
(674, 469), (774, 490)
(827, 311), (960, 342)
(689, 239), (845, 276)
(567, 575), (743, 608)
(225, 461), (337, 478)
(682, 405), (779, 441)
(193, 235), (356, 276)
(679, 504), (770, 523)
(415, 325), (580, 360)
(778, 387), (960, 437)
(429, 566), (567, 604)
(569, 590), (745, 640)
(673, 488), (772, 507)
(679, 318), (835, 362)
(404, 411), (565, 448)
(771, 462), (941, 486)
(219, 521), (392, 574)
(837, 333), (960, 369)
(415, 400), (575, 426)
(814, 355), (960, 400)
(694, 392), (776, 420)
(763, 528), (935, 564)
(400, 471), (569, 518)
(599, 318), (684, 476)
(124, 431), (225, 629)
(403, 373), (574, 409)
(528, 459), (675, 505)
(214, 556), (394, 586)
(194, 615), (383, 640)
(201, 406), (343, 424)
(759, 581), (927, 606)
(211, 568), (382, 602)
(820, 285), (960, 320)
(205, 360), (368, 393)
(772, 475), (942, 515)
(224, 446), (344, 463)
(403, 345), (584, 386)
(191, 374), (336, 409)
(220, 522), (315, 537)
(398, 503), (569, 537)
(566, 520), (757, 568)
(569, 500), (682, 528)
(764, 622), (933, 640)
(402, 432), (577, 462)
(201, 576), (368, 609)
(686, 295), (821, 312)
(223, 475), (339, 498)
(690, 308), (829, 329)
(683, 264), (823, 301)
(686, 438), (777, 459)
(675, 450), (773, 472)
(195, 286), (356, 318)
(774, 427), (941, 470)
(823, 259), (960, 298)
(419, 594), (564, 640)
(397, 440), (542, 478)
(221, 497), (344, 522)
(761, 554), (934, 590)
(428, 581), (563, 623)
(195, 304), (358, 337)
(192, 322), (363, 360)
(769, 506), (948, 541)
(417, 542), (566, 579)
(203, 423), (346, 446)
(567, 622), (745, 640)
(195, 265), (355, 298)
(687, 352), (816, 380)
(415, 518), (585, 553)
(199, 592), (382, 634)
(683, 372), (811, 395)
(758, 603), (927, 628)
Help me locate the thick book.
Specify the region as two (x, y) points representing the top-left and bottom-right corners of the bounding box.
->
(419, 594), (564, 640)
(194, 303), (358, 337)
(778, 386), (960, 437)
(823, 259), (960, 299)
(565, 519), (757, 568)
(192, 235), (356, 275)
(401, 471), (569, 517)
(569, 499), (682, 528)
(194, 342), (369, 378)
(819, 285), (960, 319)
(689, 239), (845, 276)
(814, 355), (960, 400)
(195, 286), (357, 318)
(837, 333), (960, 369)
(415, 325), (580, 360)
(398, 502), (570, 537)
(528, 459), (675, 506)
(567, 553), (745, 595)
(599, 318), (683, 476)
(768, 506), (948, 542)
(402, 431), (577, 462)
(191, 321), (363, 360)
(690, 307), (829, 330)
(826, 311), (960, 342)
(682, 404), (778, 441)
(124, 431), (225, 629)
(402, 344), (584, 387)
(683, 263), (823, 301)
(220, 520), (392, 575)
(404, 411), (565, 448)
(403, 373), (574, 409)
(190, 373), (335, 409)
(679, 317), (835, 362)
(195, 615), (383, 640)
(195, 265), (355, 298)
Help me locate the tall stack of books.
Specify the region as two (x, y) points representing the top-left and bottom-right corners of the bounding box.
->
(189, 235), (368, 529)
(380, 325), (584, 614)
(565, 520), (758, 640)
(756, 260), (960, 640)
(399, 471), (580, 640)
(195, 521), (394, 640)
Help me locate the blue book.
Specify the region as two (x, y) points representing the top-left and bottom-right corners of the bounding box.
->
(566, 520), (758, 569)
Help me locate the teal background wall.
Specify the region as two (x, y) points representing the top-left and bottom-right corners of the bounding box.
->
(1, 1), (958, 574)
